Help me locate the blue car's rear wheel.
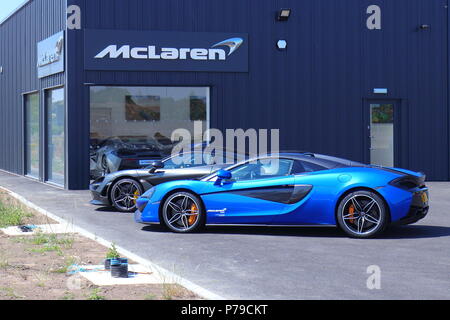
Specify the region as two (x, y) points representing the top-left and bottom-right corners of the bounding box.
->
(162, 191), (204, 233)
(337, 190), (388, 238)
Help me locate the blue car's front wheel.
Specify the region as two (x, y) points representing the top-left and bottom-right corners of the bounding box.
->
(162, 191), (205, 233)
(337, 190), (389, 238)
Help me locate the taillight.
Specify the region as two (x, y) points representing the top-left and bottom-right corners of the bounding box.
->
(389, 175), (425, 191)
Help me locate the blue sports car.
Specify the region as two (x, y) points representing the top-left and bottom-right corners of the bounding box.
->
(134, 152), (429, 238)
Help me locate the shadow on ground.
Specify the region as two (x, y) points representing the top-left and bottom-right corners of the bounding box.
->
(141, 224), (450, 239)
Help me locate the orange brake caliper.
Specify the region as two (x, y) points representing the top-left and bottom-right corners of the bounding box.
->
(349, 205), (355, 224)
(188, 203), (198, 225)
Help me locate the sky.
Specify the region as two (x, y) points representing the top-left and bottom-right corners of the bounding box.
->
(0, 0), (27, 23)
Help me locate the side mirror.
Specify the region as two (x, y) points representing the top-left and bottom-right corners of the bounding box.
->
(215, 170), (232, 185)
(149, 160), (164, 173)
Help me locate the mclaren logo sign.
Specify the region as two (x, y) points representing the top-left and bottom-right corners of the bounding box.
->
(95, 38), (244, 61)
(84, 30), (248, 72)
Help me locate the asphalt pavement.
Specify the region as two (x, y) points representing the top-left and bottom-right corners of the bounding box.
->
(0, 170), (449, 299)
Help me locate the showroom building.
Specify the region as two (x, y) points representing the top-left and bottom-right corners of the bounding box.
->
(0, 0), (449, 189)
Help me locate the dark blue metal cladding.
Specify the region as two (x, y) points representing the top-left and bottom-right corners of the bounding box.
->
(0, 0), (65, 176)
(64, 0), (450, 187)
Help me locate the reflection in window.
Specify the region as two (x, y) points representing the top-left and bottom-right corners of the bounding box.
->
(370, 103), (394, 167)
(47, 88), (65, 185)
(230, 159), (294, 181)
(162, 152), (212, 169)
(25, 93), (40, 178)
(90, 86), (210, 168)
(125, 95), (161, 121)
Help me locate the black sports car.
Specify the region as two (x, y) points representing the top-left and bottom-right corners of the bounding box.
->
(90, 150), (237, 212)
(90, 136), (176, 179)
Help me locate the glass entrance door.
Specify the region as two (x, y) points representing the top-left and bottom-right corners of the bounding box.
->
(46, 87), (65, 186)
(368, 102), (395, 167)
(25, 93), (40, 178)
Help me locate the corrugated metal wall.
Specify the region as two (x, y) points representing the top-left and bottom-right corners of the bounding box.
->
(0, 0), (65, 175)
(1, 0), (449, 189)
(66, 0), (448, 187)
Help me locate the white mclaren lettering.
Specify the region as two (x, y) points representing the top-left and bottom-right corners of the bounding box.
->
(208, 49), (226, 60)
(147, 46), (160, 59)
(130, 47), (148, 59)
(179, 48), (190, 60)
(190, 48), (208, 60)
(95, 44), (229, 61)
(95, 45), (130, 59)
(160, 48), (179, 60)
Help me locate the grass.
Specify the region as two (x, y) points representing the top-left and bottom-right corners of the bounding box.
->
(0, 257), (9, 269)
(30, 232), (74, 247)
(162, 283), (184, 300)
(144, 293), (156, 300)
(60, 292), (75, 300)
(0, 199), (33, 228)
(29, 244), (63, 255)
(87, 288), (106, 300)
(52, 256), (77, 274)
(0, 287), (25, 299)
(36, 278), (46, 287)
(17, 232), (76, 256)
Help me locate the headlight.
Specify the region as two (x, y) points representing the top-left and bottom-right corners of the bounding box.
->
(136, 187), (155, 212)
(142, 187), (156, 199)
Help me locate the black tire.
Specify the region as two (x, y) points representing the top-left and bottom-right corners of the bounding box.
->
(161, 191), (205, 233)
(109, 178), (143, 212)
(336, 190), (388, 238)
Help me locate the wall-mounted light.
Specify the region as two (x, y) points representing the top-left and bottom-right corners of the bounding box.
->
(277, 8), (291, 21)
(0, 66), (3, 74)
(373, 88), (388, 94)
(419, 24), (430, 30)
(277, 40), (288, 50)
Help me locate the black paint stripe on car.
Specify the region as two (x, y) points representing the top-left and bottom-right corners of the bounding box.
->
(202, 185), (313, 204)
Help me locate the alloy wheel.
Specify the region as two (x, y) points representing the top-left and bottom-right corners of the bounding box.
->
(341, 194), (382, 236)
(163, 192), (201, 232)
(110, 179), (142, 212)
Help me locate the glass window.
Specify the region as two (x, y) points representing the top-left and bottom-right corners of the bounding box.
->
(90, 86), (210, 176)
(229, 158), (294, 181)
(299, 160), (327, 173)
(46, 88), (65, 185)
(25, 93), (40, 178)
(370, 103), (395, 167)
(162, 152), (212, 169)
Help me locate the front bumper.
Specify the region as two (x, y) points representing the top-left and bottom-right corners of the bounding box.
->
(134, 208), (159, 225)
(134, 200), (161, 224)
(89, 183), (111, 206)
(394, 188), (429, 225)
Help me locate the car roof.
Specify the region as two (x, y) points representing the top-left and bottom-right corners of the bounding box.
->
(200, 152), (365, 181)
(252, 152), (365, 170)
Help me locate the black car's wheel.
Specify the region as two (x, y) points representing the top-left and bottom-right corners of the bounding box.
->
(161, 191), (205, 233)
(336, 190), (388, 238)
(110, 178), (143, 212)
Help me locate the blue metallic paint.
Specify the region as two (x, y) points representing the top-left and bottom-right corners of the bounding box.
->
(134, 165), (424, 227)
